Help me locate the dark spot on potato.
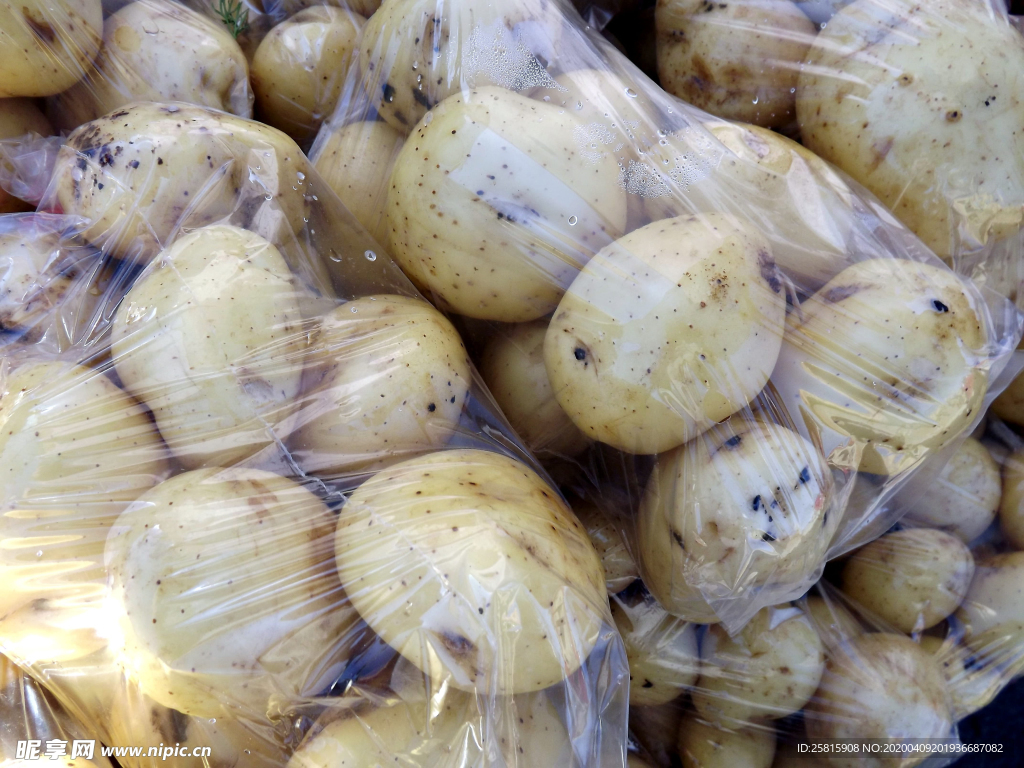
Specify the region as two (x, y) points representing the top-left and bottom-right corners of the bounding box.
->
(22, 8), (56, 43)
(762, 531), (776, 542)
(441, 631), (475, 656)
(752, 495), (761, 511)
(724, 434), (742, 449)
(757, 250), (781, 293)
(672, 530), (685, 549)
(868, 137), (894, 172)
(825, 284), (862, 303)
(427, 403), (436, 412)
(412, 89), (434, 109)
(932, 299), (949, 313)
(798, 466), (811, 484)
(945, 110), (961, 122)
(574, 347), (587, 361)
(382, 83), (396, 103)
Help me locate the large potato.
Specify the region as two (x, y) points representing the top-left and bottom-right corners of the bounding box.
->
(955, 552), (1024, 679)
(252, 7), (364, 143)
(0, 99), (52, 212)
(480, 321), (591, 458)
(111, 225), (306, 469)
(637, 417), (835, 623)
(903, 437), (1000, 542)
(0, 361), (168, 662)
(655, 0), (815, 128)
(840, 529), (974, 634)
(106, 467), (358, 719)
(359, 0), (563, 132)
(47, 0), (251, 132)
(805, 634), (952, 768)
(771, 259), (989, 476)
(575, 500), (638, 594)
(796, 0), (1024, 260)
(678, 717), (776, 768)
(49, 102), (312, 261)
(333, 449), (608, 694)
(385, 86), (627, 322)
(693, 604), (824, 724)
(289, 294), (471, 476)
(999, 449), (1024, 550)
(0, 0), (102, 97)
(545, 214), (785, 455)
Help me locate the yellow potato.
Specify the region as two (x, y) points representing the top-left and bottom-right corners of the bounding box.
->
(312, 120), (405, 243)
(0, 217), (71, 333)
(0, 361), (169, 662)
(384, 86), (627, 322)
(333, 448), (608, 695)
(111, 225), (307, 469)
(804, 634), (952, 768)
(955, 552), (1024, 678)
(574, 500), (638, 594)
(678, 717), (776, 768)
(252, 6), (364, 143)
(918, 635), (1004, 720)
(770, 259), (990, 476)
(0, 98), (52, 212)
(0, 0), (102, 97)
(693, 604), (825, 724)
(289, 294), (471, 476)
(47, 0), (251, 132)
(991, 369), (1024, 427)
(655, 0), (815, 128)
(638, 418), (835, 623)
(904, 437), (1000, 542)
(797, 0), (1024, 260)
(999, 449), (1024, 549)
(106, 467), (358, 719)
(480, 321), (591, 458)
(545, 214), (785, 455)
(840, 529), (974, 634)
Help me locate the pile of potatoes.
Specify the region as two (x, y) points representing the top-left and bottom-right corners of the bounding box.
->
(1, 0), (1024, 766)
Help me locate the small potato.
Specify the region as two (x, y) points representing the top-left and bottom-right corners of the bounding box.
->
(771, 259), (990, 477)
(955, 552), (1024, 678)
(693, 604), (825, 723)
(805, 633), (953, 768)
(385, 86), (627, 322)
(111, 225), (306, 469)
(575, 500), (638, 594)
(252, 7), (364, 143)
(545, 214), (785, 455)
(480, 321), (591, 459)
(49, 102), (312, 262)
(333, 449), (608, 695)
(0, 99), (53, 212)
(655, 0), (815, 128)
(918, 636), (1004, 720)
(998, 449), (1024, 549)
(904, 437), (1000, 542)
(611, 585), (699, 706)
(0, 0), (102, 97)
(0, 361), (169, 662)
(289, 294), (471, 476)
(47, 0), (251, 132)
(312, 120), (404, 243)
(678, 717), (776, 768)
(106, 467), (358, 719)
(802, 594), (864, 645)
(840, 528), (974, 634)
(638, 418), (835, 623)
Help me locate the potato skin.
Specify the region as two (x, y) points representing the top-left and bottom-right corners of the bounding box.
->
(0, 99), (52, 212)
(333, 448), (608, 695)
(545, 214), (784, 455)
(678, 717), (776, 768)
(655, 0), (815, 128)
(797, 0), (1024, 260)
(385, 86), (627, 322)
(575, 500), (638, 594)
(840, 529), (974, 634)
(771, 259), (989, 476)
(999, 449), (1024, 550)
(955, 552), (1024, 678)
(0, 218), (69, 333)
(0, 0), (102, 97)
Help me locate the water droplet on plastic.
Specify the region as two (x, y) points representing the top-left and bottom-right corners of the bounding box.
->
(365, 250), (377, 261)
(657, 129), (667, 137)
(575, 101), (583, 110)
(790, 87), (796, 94)
(297, 171), (306, 181)
(411, 61), (419, 70)
(752, 96), (759, 104)
(568, 215), (578, 225)
(625, 87), (638, 98)
(264, 194), (273, 201)
(35, 550), (42, 558)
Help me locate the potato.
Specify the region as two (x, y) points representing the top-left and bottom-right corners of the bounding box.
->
(796, 0), (1024, 260)
(918, 636), (1003, 720)
(655, 0), (815, 128)
(990, 370), (1024, 427)
(840, 529), (974, 634)
(0, 216), (72, 333)
(334, 448), (607, 694)
(999, 449), (1024, 549)
(359, 0), (562, 133)
(802, 594), (864, 645)
(638, 417), (835, 623)
(0, 361), (169, 662)
(252, 7), (364, 143)
(106, 467), (358, 718)
(0, 0), (102, 97)
(545, 214), (785, 455)
(0, 99), (52, 212)
(49, 102), (312, 262)
(770, 259), (989, 476)
(903, 437), (1000, 542)
(47, 0), (251, 132)
(111, 225), (306, 469)
(678, 717), (776, 768)
(575, 500), (638, 594)
(611, 585), (699, 706)
(955, 552), (1024, 678)
(288, 294), (471, 475)
(312, 120), (404, 243)
(480, 321), (591, 458)
(385, 86), (627, 322)
(804, 634), (952, 768)
(693, 604), (825, 723)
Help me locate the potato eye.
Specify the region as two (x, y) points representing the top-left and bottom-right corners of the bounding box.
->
(723, 434), (742, 448)
(931, 299), (949, 313)
(573, 347), (587, 361)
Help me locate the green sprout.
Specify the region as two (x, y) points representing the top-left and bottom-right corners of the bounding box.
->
(213, 0), (250, 39)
